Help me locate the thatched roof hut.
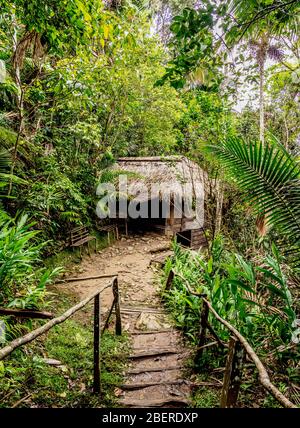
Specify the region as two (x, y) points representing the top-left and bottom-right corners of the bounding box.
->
(109, 156), (206, 248)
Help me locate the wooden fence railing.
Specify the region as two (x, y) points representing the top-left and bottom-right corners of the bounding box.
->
(0, 275), (121, 395)
(165, 268), (297, 409)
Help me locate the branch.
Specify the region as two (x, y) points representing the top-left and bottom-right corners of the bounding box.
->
(203, 297), (297, 408)
(236, 0), (298, 42)
(0, 308), (53, 319)
(168, 269), (297, 408)
(0, 282), (113, 360)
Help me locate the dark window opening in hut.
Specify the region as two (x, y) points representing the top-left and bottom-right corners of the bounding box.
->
(108, 156), (206, 241)
(117, 197), (168, 234)
(176, 230), (192, 247)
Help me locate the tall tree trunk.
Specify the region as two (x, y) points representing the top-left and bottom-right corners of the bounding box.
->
(8, 16), (24, 196)
(259, 61), (265, 146)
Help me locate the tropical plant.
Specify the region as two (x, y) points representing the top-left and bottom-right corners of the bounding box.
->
(206, 137), (300, 265)
(0, 214), (61, 308)
(163, 239), (298, 348)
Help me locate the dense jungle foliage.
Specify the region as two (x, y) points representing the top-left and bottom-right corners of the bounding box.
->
(0, 0), (299, 408)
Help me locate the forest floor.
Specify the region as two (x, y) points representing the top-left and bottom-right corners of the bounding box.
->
(59, 231), (192, 407)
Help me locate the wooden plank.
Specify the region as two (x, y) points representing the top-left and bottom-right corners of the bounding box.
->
(127, 365), (184, 375)
(121, 307), (165, 315)
(129, 349), (180, 359)
(71, 226), (87, 233)
(121, 380), (186, 390)
(0, 308), (53, 319)
(71, 236), (95, 247)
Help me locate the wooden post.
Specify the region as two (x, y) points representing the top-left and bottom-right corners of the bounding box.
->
(101, 297), (116, 334)
(220, 336), (244, 408)
(93, 293), (101, 394)
(113, 277), (122, 335)
(125, 219), (128, 236)
(195, 301), (209, 364)
(165, 269), (174, 291)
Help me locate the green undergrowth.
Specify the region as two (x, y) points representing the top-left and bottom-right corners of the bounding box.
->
(0, 293), (129, 408)
(160, 242), (298, 408)
(44, 232), (115, 272)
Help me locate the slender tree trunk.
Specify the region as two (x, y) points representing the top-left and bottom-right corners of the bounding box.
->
(8, 16), (24, 196)
(283, 114), (289, 149)
(214, 178), (224, 236)
(259, 61), (265, 146)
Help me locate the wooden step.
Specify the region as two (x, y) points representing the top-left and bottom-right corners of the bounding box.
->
(121, 380), (188, 391)
(131, 329), (175, 335)
(120, 397), (190, 408)
(129, 349), (181, 359)
(121, 307), (166, 315)
(127, 365), (184, 375)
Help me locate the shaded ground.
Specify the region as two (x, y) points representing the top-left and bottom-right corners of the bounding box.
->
(58, 232), (191, 407)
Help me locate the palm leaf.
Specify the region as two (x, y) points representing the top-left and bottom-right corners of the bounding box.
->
(0, 149), (10, 174)
(206, 137), (300, 262)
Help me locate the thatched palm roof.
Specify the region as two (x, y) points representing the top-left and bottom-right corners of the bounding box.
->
(111, 156), (205, 229)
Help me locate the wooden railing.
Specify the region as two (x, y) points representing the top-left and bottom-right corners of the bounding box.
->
(165, 268), (297, 409)
(0, 275), (121, 395)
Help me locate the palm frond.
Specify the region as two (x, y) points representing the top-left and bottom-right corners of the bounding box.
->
(0, 149), (10, 174)
(206, 137), (300, 262)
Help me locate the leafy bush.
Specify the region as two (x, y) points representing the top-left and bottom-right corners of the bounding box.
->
(163, 239), (298, 352)
(0, 213), (61, 309)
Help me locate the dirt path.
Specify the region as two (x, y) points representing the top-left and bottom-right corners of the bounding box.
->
(59, 232), (191, 407)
